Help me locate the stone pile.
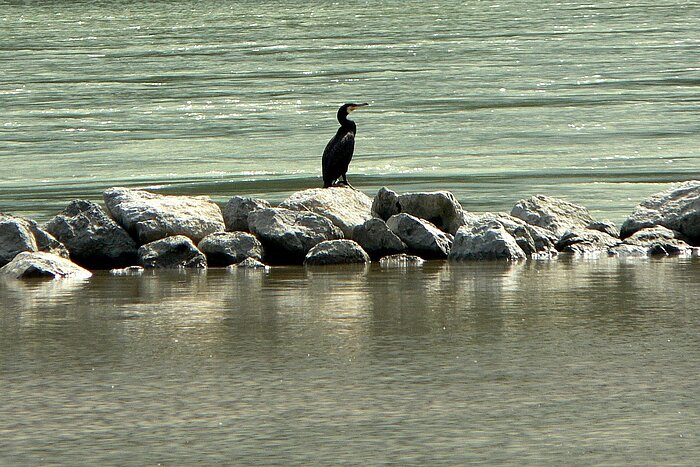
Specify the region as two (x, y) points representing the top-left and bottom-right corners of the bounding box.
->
(1, 180), (698, 279)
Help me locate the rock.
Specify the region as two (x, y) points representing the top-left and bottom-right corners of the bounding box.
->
(197, 231), (263, 267)
(303, 240), (370, 266)
(386, 213), (453, 259)
(103, 187), (225, 244)
(248, 208), (343, 264)
(462, 212), (558, 256)
(396, 191), (466, 234)
(110, 265), (145, 276)
(620, 180), (700, 244)
(222, 196), (271, 232)
(372, 188), (467, 235)
(510, 195), (594, 237)
(279, 187), (373, 237)
(0, 251), (92, 280)
(229, 257), (270, 270)
(372, 187), (401, 220)
(138, 235), (207, 269)
(0, 214), (68, 267)
(449, 222), (526, 261)
(622, 226), (692, 256)
(351, 218), (407, 260)
(44, 200), (138, 269)
(587, 220), (620, 238)
(607, 244), (650, 257)
(555, 228), (620, 255)
(379, 253), (425, 268)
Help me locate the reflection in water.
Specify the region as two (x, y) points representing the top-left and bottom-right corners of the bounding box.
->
(1, 258), (699, 464)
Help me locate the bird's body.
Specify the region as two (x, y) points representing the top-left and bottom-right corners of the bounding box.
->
(322, 103), (368, 188)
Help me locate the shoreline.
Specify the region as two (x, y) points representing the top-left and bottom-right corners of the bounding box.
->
(1, 180), (698, 279)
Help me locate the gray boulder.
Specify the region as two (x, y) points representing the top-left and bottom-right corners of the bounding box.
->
(462, 212), (557, 256)
(386, 213), (453, 259)
(449, 222), (526, 261)
(103, 187), (225, 244)
(620, 180), (700, 244)
(351, 218), (407, 260)
(138, 235), (207, 269)
(372, 187), (401, 220)
(555, 228), (620, 255)
(379, 253), (425, 268)
(396, 191), (466, 235)
(248, 208), (343, 264)
(303, 240), (370, 266)
(229, 257), (270, 270)
(622, 226), (692, 256)
(372, 188), (466, 235)
(45, 200), (138, 269)
(222, 196), (271, 232)
(587, 220), (620, 238)
(0, 251), (92, 280)
(197, 231), (263, 267)
(279, 187), (373, 237)
(0, 214), (68, 266)
(606, 244), (650, 257)
(511, 195), (594, 237)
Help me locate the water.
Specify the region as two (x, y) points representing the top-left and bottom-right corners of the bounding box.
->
(1, 0), (698, 222)
(2, 258), (699, 464)
(2, 1), (700, 464)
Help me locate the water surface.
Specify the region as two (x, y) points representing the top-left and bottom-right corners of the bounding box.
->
(2, 258), (699, 464)
(2, 0), (698, 222)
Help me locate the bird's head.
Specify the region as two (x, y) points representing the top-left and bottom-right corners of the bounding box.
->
(343, 102), (369, 113)
(337, 102), (369, 122)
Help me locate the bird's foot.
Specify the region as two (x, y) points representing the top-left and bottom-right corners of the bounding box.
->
(330, 181), (355, 189)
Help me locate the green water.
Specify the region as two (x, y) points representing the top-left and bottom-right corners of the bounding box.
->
(1, 0), (698, 222)
(2, 1), (700, 464)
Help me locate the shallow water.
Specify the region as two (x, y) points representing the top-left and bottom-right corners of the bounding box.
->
(1, 258), (700, 464)
(1, 0), (698, 222)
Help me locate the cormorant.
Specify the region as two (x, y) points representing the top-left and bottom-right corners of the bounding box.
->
(322, 102), (369, 188)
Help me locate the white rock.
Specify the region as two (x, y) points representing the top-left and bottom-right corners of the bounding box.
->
(386, 213), (453, 259)
(280, 187), (373, 237)
(510, 194), (594, 237)
(620, 180), (700, 244)
(198, 231), (263, 267)
(103, 187), (225, 244)
(0, 251), (92, 280)
(248, 208), (343, 264)
(449, 222), (526, 261)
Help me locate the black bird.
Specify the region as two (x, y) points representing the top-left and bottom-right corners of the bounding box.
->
(322, 102), (369, 188)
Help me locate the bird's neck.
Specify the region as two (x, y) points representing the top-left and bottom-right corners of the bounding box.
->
(338, 114), (356, 132)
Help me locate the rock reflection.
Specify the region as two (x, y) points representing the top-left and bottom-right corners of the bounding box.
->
(218, 264), (375, 353)
(2, 258), (698, 364)
(1, 277), (90, 315)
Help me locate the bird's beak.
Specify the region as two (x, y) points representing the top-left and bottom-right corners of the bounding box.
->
(348, 103), (369, 112)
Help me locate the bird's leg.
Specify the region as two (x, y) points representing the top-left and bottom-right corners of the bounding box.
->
(340, 175), (355, 190)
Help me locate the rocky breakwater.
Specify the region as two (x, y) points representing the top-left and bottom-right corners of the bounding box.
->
(1, 181), (699, 279)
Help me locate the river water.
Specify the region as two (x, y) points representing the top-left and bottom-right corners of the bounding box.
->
(1, 0), (698, 222)
(1, 0), (699, 464)
(1, 259), (699, 464)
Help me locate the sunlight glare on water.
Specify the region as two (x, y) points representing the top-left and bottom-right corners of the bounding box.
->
(1, 0), (698, 221)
